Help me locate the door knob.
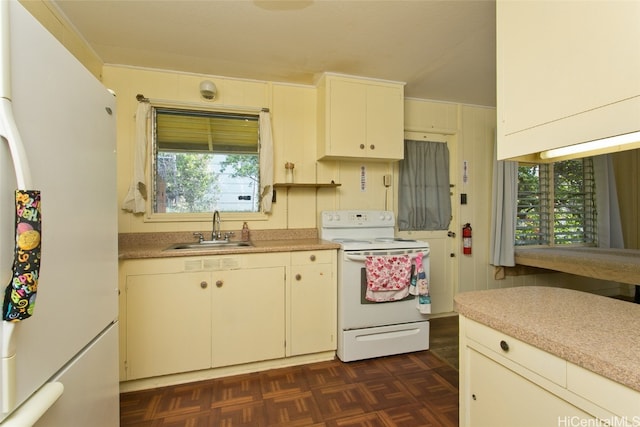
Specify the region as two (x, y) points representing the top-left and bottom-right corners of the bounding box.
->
(215, 280), (223, 288)
(200, 281), (208, 289)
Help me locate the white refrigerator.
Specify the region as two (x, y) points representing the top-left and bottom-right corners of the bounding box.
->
(0, 1), (119, 425)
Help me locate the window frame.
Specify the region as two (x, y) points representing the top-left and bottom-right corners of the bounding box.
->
(143, 103), (269, 224)
(516, 157), (597, 247)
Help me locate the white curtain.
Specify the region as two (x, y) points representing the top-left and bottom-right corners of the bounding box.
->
(489, 142), (518, 267)
(122, 102), (150, 213)
(593, 154), (624, 248)
(259, 111), (274, 213)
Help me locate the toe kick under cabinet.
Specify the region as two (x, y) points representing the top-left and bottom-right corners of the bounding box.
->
(118, 250), (337, 382)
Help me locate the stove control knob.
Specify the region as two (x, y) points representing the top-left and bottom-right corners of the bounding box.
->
(334, 214), (340, 221)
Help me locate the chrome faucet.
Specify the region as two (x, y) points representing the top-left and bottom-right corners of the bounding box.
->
(212, 210), (221, 241)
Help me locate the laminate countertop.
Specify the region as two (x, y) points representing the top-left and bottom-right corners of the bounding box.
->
(454, 286), (640, 392)
(119, 229), (340, 260)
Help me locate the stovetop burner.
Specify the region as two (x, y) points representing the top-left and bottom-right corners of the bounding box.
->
(321, 210), (428, 251)
(331, 238), (372, 244)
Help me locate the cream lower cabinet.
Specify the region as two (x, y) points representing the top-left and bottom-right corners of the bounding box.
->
(467, 349), (590, 426)
(120, 250), (337, 382)
(460, 316), (640, 426)
(126, 271), (212, 380)
(289, 251), (336, 356)
(211, 267), (285, 367)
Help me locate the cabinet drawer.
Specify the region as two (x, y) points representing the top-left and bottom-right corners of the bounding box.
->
(567, 363), (640, 419)
(291, 250), (334, 265)
(466, 319), (566, 387)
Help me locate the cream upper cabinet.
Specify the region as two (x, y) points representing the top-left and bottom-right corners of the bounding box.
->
(289, 251), (336, 356)
(496, 1), (640, 160)
(317, 73), (405, 161)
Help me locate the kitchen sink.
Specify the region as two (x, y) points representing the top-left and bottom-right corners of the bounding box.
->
(164, 241), (253, 251)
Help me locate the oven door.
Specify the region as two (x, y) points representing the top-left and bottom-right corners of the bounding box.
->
(338, 247), (430, 330)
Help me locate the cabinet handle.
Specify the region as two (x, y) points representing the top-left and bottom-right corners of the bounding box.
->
(200, 281), (208, 289)
(370, 144), (375, 150)
(216, 280), (224, 288)
(309, 254), (316, 262)
(500, 340), (509, 352)
(359, 144), (365, 150)
(295, 274), (302, 281)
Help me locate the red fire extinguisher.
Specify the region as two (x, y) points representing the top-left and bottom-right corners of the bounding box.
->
(462, 223), (472, 255)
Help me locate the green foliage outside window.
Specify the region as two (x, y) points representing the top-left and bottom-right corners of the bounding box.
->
(516, 158), (596, 246)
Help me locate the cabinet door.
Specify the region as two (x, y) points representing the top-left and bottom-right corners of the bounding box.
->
(126, 272), (211, 380)
(328, 79), (367, 158)
(211, 267), (285, 367)
(466, 348), (592, 427)
(366, 84), (404, 159)
(290, 258), (336, 355)
(496, 1), (640, 159)
(321, 76), (405, 160)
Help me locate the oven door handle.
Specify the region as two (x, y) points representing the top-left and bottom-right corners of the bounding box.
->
(344, 253), (369, 262)
(345, 249), (429, 262)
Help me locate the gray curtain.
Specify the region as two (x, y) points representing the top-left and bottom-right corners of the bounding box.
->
(593, 154), (624, 248)
(490, 136), (518, 267)
(398, 140), (451, 231)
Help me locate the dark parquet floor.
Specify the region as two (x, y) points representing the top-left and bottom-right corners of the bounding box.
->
(120, 315), (459, 427)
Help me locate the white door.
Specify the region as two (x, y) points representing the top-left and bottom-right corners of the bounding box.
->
(394, 132), (458, 314)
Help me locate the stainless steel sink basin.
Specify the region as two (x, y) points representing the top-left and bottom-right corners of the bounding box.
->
(164, 241), (253, 251)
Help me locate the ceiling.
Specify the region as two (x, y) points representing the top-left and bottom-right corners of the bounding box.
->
(53, 0), (496, 107)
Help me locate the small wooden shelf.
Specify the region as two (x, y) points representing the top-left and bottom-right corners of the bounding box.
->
(273, 183), (341, 188)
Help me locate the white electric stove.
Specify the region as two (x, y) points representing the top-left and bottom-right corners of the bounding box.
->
(321, 210), (431, 362)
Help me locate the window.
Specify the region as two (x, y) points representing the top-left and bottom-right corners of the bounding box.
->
(397, 139), (451, 231)
(516, 158), (596, 246)
(151, 107), (260, 215)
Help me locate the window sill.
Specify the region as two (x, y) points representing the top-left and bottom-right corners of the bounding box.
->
(514, 246), (640, 285)
(273, 183), (341, 188)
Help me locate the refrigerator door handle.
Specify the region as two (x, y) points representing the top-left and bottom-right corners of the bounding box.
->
(0, 0), (35, 415)
(1, 0), (32, 190)
(0, 382), (63, 426)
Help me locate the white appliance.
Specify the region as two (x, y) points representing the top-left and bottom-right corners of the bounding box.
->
(321, 210), (431, 362)
(0, 2), (118, 425)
